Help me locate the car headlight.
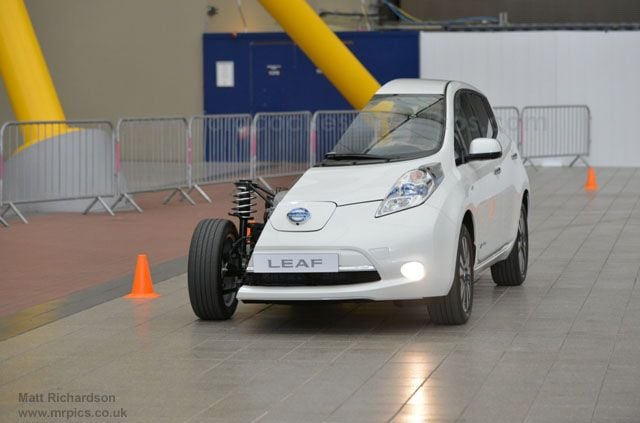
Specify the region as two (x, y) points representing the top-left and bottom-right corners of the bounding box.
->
(375, 165), (443, 217)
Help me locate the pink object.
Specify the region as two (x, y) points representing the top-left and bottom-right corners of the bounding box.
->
(250, 134), (257, 155)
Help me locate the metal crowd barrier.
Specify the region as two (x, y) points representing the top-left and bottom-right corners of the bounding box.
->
(113, 117), (193, 212)
(310, 110), (358, 166)
(0, 120), (116, 226)
(0, 105), (594, 227)
(521, 105), (591, 166)
(493, 106), (521, 147)
(251, 111), (311, 179)
(188, 114), (252, 198)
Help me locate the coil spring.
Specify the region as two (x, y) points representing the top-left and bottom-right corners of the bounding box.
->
(230, 182), (257, 220)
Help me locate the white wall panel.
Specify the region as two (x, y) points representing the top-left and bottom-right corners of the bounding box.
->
(420, 31), (640, 167)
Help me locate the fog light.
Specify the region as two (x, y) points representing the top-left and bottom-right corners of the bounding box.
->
(401, 261), (425, 282)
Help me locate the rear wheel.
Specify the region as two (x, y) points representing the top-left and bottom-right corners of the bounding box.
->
(427, 225), (474, 325)
(491, 204), (528, 286)
(188, 219), (240, 320)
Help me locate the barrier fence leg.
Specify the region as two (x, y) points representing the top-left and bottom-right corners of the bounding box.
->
(178, 188), (196, 205)
(181, 186), (211, 203)
(522, 158), (539, 171)
(569, 155), (590, 167)
(258, 177), (273, 192)
(111, 193), (143, 213)
(123, 193), (143, 213)
(163, 189), (178, 204)
(164, 188), (196, 206)
(83, 196), (115, 216)
(1, 203), (28, 224)
(179, 189), (191, 202)
(111, 194), (124, 209)
(192, 184), (212, 203)
(82, 198), (99, 215)
(0, 215), (8, 227)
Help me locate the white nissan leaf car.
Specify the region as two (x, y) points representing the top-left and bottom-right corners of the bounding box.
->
(188, 79), (530, 325)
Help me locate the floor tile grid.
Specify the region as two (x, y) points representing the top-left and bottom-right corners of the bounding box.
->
(589, 169), (640, 422)
(251, 311), (433, 423)
(194, 297), (476, 422)
(389, 168), (634, 422)
(186, 303), (380, 422)
(447, 169), (627, 422)
(521, 168), (640, 422)
(0, 280), (197, 383)
(0, 287), (282, 421)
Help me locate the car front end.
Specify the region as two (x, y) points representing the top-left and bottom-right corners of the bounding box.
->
(237, 161), (460, 303)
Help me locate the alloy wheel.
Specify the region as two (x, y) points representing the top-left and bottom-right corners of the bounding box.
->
(459, 236), (472, 314)
(220, 236), (239, 307)
(517, 211), (528, 278)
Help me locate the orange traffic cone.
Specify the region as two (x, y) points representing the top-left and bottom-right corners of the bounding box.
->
(585, 167), (599, 192)
(125, 254), (160, 299)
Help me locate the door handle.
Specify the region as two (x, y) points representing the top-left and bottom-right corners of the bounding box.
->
(494, 167), (502, 175)
(511, 153), (518, 160)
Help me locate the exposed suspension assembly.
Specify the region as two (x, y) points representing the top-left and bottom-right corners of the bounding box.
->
(229, 180), (275, 259)
(230, 180), (258, 246)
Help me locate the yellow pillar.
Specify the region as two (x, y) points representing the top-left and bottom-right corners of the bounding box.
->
(258, 0), (380, 110)
(0, 0), (68, 145)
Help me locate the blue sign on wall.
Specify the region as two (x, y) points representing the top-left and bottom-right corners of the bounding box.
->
(203, 31), (419, 115)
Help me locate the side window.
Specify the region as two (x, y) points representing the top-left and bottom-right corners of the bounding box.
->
(469, 94), (498, 139)
(454, 91), (501, 166)
(455, 92), (481, 152)
(468, 94), (490, 138)
(483, 96), (499, 138)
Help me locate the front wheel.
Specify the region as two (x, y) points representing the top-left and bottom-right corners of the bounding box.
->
(491, 203), (528, 286)
(427, 225), (474, 325)
(188, 219), (240, 320)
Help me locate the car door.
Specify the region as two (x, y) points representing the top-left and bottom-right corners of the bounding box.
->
(470, 93), (519, 248)
(497, 128), (522, 244)
(489, 101), (521, 245)
(454, 91), (503, 262)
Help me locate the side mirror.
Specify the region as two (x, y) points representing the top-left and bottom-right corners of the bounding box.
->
(467, 138), (502, 161)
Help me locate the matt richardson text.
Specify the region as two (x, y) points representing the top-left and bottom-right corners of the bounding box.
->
(19, 392), (117, 403)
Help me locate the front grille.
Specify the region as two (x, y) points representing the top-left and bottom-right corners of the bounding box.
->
(244, 271), (381, 287)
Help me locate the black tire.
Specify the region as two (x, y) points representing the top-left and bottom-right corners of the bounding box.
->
(491, 204), (528, 286)
(428, 225), (474, 325)
(188, 219), (240, 320)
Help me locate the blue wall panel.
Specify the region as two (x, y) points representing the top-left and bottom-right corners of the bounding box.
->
(203, 31), (419, 115)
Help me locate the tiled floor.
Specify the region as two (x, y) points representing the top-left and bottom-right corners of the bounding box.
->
(1, 167), (640, 423)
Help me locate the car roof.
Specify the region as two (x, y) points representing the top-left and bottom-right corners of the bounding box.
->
(375, 79), (479, 96)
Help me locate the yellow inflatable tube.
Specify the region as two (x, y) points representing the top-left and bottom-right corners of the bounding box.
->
(258, 0), (380, 110)
(0, 0), (69, 146)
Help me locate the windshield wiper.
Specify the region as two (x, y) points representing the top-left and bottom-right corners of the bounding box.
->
(324, 153), (391, 161)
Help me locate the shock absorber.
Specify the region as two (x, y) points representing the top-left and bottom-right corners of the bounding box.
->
(230, 180), (257, 250)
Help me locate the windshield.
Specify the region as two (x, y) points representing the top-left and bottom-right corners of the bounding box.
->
(326, 94), (445, 161)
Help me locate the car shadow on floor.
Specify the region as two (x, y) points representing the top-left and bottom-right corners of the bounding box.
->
(236, 301), (447, 336)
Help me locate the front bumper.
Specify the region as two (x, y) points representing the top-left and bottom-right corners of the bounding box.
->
(237, 201), (460, 302)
